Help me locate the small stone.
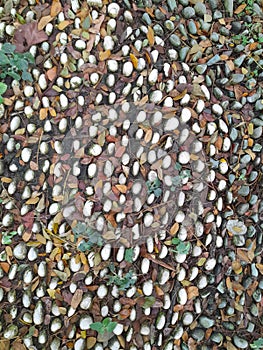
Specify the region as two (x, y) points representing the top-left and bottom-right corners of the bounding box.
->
(212, 103), (223, 115)
(182, 6), (196, 19)
(199, 316), (215, 328)
(13, 242), (27, 260)
(196, 64), (207, 74)
(194, 2), (207, 16)
(191, 328), (205, 342)
(255, 99), (263, 111)
(233, 335), (248, 349)
(178, 151), (190, 164)
(169, 34), (181, 47)
(150, 90), (163, 103)
(231, 73), (244, 84)
(108, 2), (120, 18)
(207, 54), (221, 66)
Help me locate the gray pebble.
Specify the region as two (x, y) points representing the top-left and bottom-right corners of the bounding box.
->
(191, 328), (205, 341)
(169, 34), (181, 47)
(182, 6), (196, 19)
(196, 64), (207, 75)
(233, 335), (248, 349)
(194, 2), (207, 17)
(252, 126), (262, 139)
(168, 0), (177, 11)
(199, 316), (215, 328)
(224, 0), (233, 16)
(207, 54), (221, 66)
(255, 100), (263, 111)
(238, 185), (250, 196)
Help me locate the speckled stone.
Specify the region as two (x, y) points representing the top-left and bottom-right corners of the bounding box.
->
(182, 6), (196, 19)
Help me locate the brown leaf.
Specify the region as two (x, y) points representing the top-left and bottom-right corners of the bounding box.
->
(26, 197), (40, 205)
(187, 286), (199, 299)
(71, 289), (83, 309)
(130, 53), (138, 68)
(147, 26), (155, 47)
(12, 341), (26, 350)
(118, 308), (131, 320)
(46, 66), (57, 81)
(234, 3), (246, 14)
(51, 0), (62, 17)
(57, 20), (72, 30)
(256, 263), (263, 275)
(13, 22), (48, 52)
(38, 15), (53, 31)
(99, 50), (111, 61)
(237, 248), (252, 263)
(170, 222), (179, 236)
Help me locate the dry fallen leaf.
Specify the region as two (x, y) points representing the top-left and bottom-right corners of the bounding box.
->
(130, 53), (138, 68)
(13, 22), (48, 52)
(51, 0), (62, 17)
(147, 26), (155, 47)
(71, 289), (83, 309)
(234, 3), (247, 14)
(38, 15), (53, 31)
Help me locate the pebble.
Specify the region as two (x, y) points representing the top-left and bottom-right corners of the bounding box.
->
(13, 243), (27, 260)
(169, 34), (181, 47)
(182, 6), (196, 19)
(233, 335), (248, 349)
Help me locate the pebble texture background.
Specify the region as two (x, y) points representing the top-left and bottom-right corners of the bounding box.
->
(0, 0), (263, 349)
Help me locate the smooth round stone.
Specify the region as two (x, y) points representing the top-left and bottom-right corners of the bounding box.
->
(165, 20), (175, 31)
(211, 332), (223, 344)
(199, 316), (215, 328)
(255, 100), (263, 111)
(191, 328), (205, 342)
(238, 185), (250, 196)
(207, 54), (221, 66)
(233, 336), (248, 349)
(182, 6), (195, 19)
(212, 103), (223, 115)
(182, 312), (194, 326)
(178, 151), (190, 164)
(169, 34), (181, 47)
(179, 47), (190, 61)
(188, 20), (197, 34)
(13, 242), (27, 260)
(155, 9), (166, 20)
(150, 90), (163, 103)
(153, 24), (164, 36)
(196, 64), (207, 74)
(194, 2), (207, 16)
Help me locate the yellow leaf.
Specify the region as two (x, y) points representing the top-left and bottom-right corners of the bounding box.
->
(57, 20), (72, 30)
(1, 177), (12, 183)
(248, 123), (254, 135)
(197, 257), (206, 267)
(130, 53), (138, 68)
(234, 3), (247, 14)
(147, 26), (155, 47)
(51, 0), (62, 17)
(47, 288), (57, 298)
(39, 108), (48, 120)
(99, 49), (111, 61)
(173, 89), (187, 101)
(38, 15), (53, 31)
(256, 263), (263, 275)
(170, 222), (179, 236)
(25, 197), (39, 205)
(36, 233), (46, 245)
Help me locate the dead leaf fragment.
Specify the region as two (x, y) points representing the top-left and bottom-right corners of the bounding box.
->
(51, 0), (62, 17)
(71, 289), (83, 309)
(147, 26), (155, 47)
(234, 3), (246, 14)
(13, 22), (48, 52)
(38, 15), (53, 31)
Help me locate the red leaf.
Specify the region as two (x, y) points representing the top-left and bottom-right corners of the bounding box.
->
(13, 22), (48, 53)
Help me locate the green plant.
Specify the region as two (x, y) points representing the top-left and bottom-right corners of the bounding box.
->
(90, 317), (117, 335)
(146, 178), (162, 197)
(1, 230), (17, 245)
(124, 248), (134, 263)
(73, 222), (104, 251)
(0, 82), (7, 104)
(0, 43), (34, 82)
(106, 263), (136, 291)
(251, 338), (263, 349)
(171, 237), (191, 255)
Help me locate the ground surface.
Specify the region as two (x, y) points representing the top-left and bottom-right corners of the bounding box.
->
(0, 0), (263, 349)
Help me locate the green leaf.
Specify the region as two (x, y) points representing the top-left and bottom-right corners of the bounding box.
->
(78, 242), (90, 252)
(0, 96), (3, 104)
(174, 162), (182, 171)
(106, 322), (117, 333)
(172, 237), (180, 245)
(22, 71), (33, 82)
(124, 248), (134, 263)
(16, 13), (26, 24)
(15, 58), (28, 71)
(142, 296), (156, 309)
(82, 16), (91, 30)
(154, 187), (162, 197)
(7, 71), (21, 81)
(251, 338), (263, 349)
(0, 52), (10, 65)
(2, 236), (12, 245)
(90, 322), (104, 334)
(1, 43), (16, 53)
(0, 82), (7, 95)
(102, 317), (111, 327)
